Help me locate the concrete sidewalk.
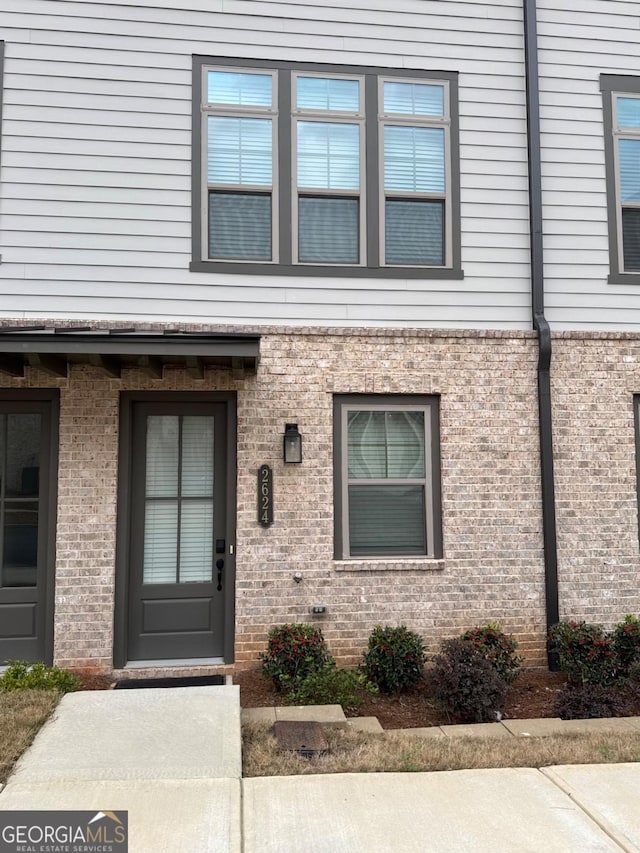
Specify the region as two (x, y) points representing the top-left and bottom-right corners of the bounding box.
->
(1, 688), (640, 852)
(0, 686), (242, 852)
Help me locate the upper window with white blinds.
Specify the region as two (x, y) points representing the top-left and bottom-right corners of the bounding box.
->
(614, 94), (640, 273)
(601, 77), (640, 283)
(195, 58), (460, 277)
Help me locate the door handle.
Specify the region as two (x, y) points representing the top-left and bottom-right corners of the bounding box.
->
(216, 558), (224, 591)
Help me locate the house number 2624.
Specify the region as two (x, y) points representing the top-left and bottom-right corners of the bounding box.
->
(258, 464), (273, 527)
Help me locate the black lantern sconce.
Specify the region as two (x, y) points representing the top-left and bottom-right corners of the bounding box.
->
(283, 423), (302, 464)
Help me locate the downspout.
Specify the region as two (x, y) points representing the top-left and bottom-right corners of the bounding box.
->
(522, 0), (560, 668)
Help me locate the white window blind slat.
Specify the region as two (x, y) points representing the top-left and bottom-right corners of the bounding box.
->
(297, 122), (360, 190)
(619, 138), (640, 202)
(297, 77), (359, 112)
(181, 416), (214, 497)
(383, 81), (444, 117)
(208, 70), (272, 107)
(143, 502), (178, 584)
(618, 96), (640, 129)
(384, 125), (445, 194)
(208, 116), (272, 186)
(180, 502), (213, 583)
(145, 416), (179, 497)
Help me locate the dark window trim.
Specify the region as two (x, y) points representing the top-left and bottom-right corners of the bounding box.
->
(333, 393), (442, 560)
(113, 390), (237, 669)
(600, 74), (640, 285)
(0, 389), (59, 665)
(191, 55), (462, 279)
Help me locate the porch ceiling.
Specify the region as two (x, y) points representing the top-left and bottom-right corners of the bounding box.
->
(0, 327), (260, 379)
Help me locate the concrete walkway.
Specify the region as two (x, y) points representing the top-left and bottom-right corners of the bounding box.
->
(1, 689), (640, 852)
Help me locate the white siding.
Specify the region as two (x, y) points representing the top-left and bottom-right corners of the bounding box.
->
(0, 0), (531, 329)
(538, 0), (640, 330)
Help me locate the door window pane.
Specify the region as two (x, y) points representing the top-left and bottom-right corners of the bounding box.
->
(385, 199), (444, 266)
(182, 417), (214, 497)
(5, 414), (41, 497)
(2, 501), (38, 587)
(143, 502), (178, 584)
(143, 414), (217, 585)
(297, 77), (359, 112)
(208, 70), (272, 107)
(180, 502), (213, 582)
(298, 197), (359, 263)
(297, 122), (360, 190)
(348, 485), (426, 556)
(145, 416), (179, 497)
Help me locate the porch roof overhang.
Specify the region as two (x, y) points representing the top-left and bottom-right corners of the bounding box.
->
(0, 327), (260, 379)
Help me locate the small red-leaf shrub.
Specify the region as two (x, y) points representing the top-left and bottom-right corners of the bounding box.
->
(260, 624), (333, 690)
(548, 621), (619, 686)
(461, 623), (523, 684)
(428, 638), (508, 723)
(612, 615), (640, 677)
(553, 683), (627, 720)
(362, 625), (426, 694)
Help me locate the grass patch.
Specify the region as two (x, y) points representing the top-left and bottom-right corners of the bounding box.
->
(0, 690), (60, 786)
(242, 722), (640, 778)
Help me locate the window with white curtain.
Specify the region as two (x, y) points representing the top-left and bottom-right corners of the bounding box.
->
(601, 76), (640, 282)
(193, 58), (460, 277)
(333, 396), (441, 559)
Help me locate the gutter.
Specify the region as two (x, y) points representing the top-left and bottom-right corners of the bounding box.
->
(522, 0), (560, 667)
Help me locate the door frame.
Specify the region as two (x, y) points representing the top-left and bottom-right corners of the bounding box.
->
(0, 389), (59, 666)
(113, 391), (237, 669)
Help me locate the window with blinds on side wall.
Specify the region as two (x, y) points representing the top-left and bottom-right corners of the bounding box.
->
(192, 57), (460, 278)
(600, 75), (640, 284)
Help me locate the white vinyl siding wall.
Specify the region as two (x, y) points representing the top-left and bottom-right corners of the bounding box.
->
(0, 0), (530, 329)
(538, 0), (640, 330)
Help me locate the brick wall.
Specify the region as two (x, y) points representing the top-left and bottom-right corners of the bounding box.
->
(12, 324), (630, 673)
(553, 334), (640, 627)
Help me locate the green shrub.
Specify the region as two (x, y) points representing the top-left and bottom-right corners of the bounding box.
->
(553, 683), (626, 720)
(548, 621), (619, 686)
(613, 615), (640, 677)
(260, 624), (333, 690)
(461, 623), (523, 684)
(287, 664), (376, 714)
(428, 638), (508, 723)
(362, 625), (426, 694)
(0, 661), (80, 693)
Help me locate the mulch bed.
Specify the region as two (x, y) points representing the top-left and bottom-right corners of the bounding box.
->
(235, 667), (572, 729)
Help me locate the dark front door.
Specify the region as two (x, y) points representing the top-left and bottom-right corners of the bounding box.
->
(127, 401), (229, 661)
(0, 393), (57, 664)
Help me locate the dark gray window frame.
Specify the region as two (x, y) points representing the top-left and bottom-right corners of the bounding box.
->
(191, 56), (462, 280)
(601, 74), (640, 285)
(113, 390), (237, 669)
(333, 394), (442, 560)
(0, 389), (59, 665)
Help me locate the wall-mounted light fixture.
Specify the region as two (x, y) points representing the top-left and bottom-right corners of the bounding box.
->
(283, 423), (302, 464)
